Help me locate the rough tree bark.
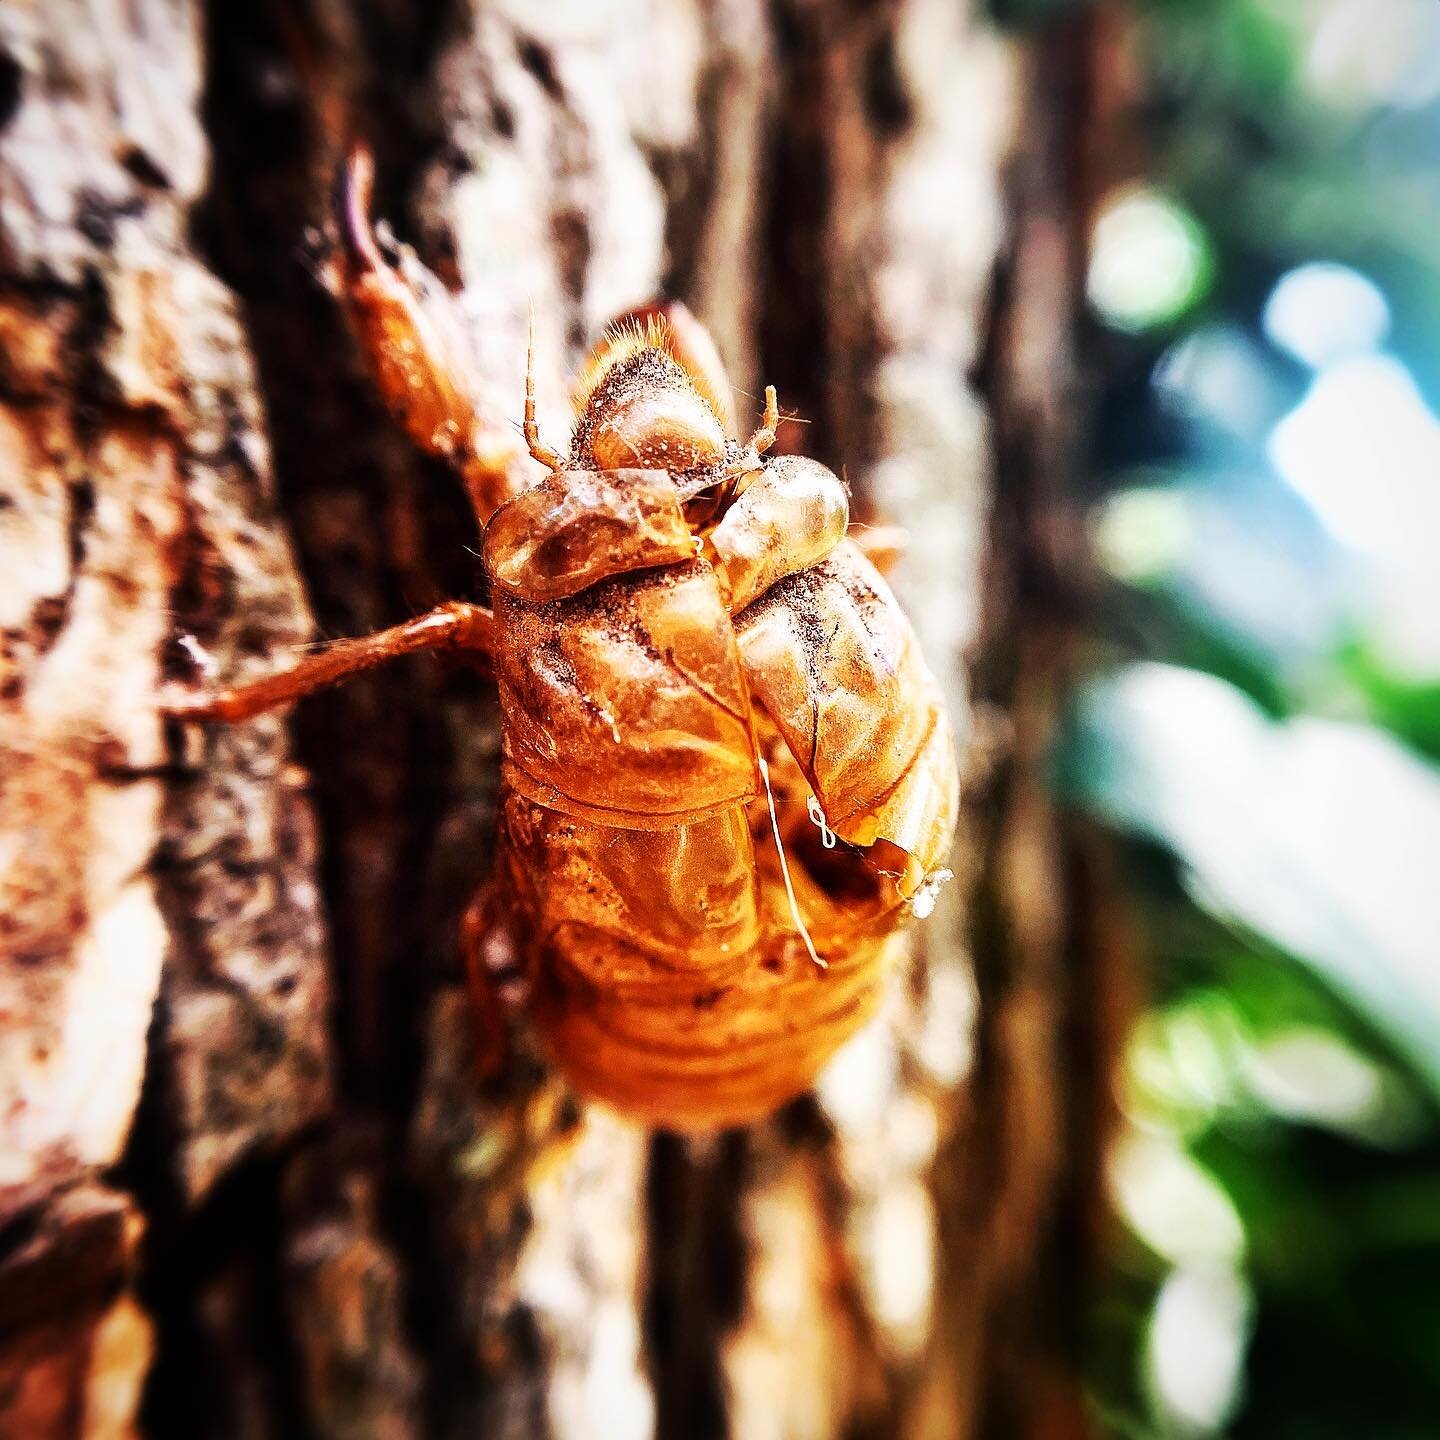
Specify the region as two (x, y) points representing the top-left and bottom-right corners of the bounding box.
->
(0, 2), (1088, 1437)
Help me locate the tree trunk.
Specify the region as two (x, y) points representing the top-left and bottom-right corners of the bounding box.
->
(0, 2), (1089, 1437)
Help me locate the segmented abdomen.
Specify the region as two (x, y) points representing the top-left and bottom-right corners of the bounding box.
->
(494, 785), (901, 1126)
(488, 523), (956, 1127)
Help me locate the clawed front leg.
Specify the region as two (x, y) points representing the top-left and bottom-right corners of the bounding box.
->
(338, 147), (531, 524)
(163, 600), (494, 723)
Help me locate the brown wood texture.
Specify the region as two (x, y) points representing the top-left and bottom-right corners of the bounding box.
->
(0, 2), (1096, 1437)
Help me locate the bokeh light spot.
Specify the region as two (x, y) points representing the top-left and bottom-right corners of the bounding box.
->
(1087, 186), (1213, 332)
(1268, 353), (1440, 554)
(1147, 1266), (1252, 1433)
(1305, 0), (1440, 111)
(1263, 262), (1389, 370)
(1109, 1131), (1245, 1266)
(1093, 487), (1192, 582)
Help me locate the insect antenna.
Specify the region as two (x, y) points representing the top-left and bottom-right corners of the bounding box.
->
(524, 304), (565, 473)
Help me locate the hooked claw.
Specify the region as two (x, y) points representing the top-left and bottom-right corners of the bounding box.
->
(337, 142), (384, 278)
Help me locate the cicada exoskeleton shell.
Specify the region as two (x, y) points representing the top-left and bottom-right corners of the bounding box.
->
(476, 315), (958, 1127)
(166, 161), (958, 1130)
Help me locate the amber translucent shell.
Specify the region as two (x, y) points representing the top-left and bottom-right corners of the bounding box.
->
(706, 455), (850, 612)
(497, 790), (907, 1127)
(735, 541), (958, 897)
(496, 576), (757, 838)
(483, 443), (958, 1127)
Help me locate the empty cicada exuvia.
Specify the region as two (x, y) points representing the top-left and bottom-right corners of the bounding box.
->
(166, 148), (958, 1129)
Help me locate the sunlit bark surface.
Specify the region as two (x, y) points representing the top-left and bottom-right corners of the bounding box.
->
(0, 3), (1086, 1437)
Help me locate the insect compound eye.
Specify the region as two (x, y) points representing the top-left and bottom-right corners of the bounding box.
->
(589, 386), (727, 473)
(483, 467), (694, 603)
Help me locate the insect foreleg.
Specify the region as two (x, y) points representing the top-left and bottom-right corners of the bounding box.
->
(163, 601), (494, 723)
(338, 147), (529, 524)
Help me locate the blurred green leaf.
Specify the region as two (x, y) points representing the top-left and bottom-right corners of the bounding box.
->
(1342, 641), (1440, 762)
(1070, 0), (1440, 1430)
(1063, 664), (1440, 1098)
(1192, 1128), (1440, 1433)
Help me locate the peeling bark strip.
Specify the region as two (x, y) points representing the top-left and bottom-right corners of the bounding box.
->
(0, 1), (1042, 1437)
